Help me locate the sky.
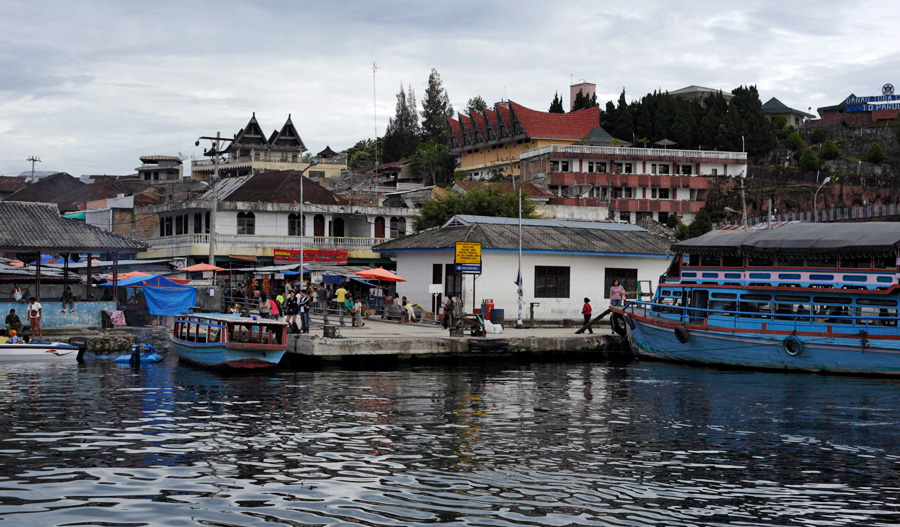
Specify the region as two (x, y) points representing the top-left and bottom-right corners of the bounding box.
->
(1, 0), (898, 177)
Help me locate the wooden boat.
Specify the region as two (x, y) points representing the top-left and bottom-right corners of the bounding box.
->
(0, 341), (81, 362)
(611, 223), (900, 375)
(172, 314), (287, 369)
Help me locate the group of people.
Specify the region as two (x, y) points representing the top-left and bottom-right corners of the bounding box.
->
(3, 296), (44, 341)
(227, 281), (369, 333)
(580, 279), (627, 334)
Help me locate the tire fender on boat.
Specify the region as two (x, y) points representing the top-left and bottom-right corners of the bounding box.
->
(611, 313), (628, 336)
(783, 335), (803, 356)
(674, 325), (690, 344)
(624, 314), (636, 330)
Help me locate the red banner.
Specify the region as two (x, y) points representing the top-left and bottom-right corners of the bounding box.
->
(274, 249), (349, 265)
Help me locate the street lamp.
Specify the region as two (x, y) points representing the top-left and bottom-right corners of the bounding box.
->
(298, 159), (318, 285)
(813, 176), (832, 223)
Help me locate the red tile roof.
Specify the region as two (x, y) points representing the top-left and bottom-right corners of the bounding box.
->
(508, 101), (599, 140)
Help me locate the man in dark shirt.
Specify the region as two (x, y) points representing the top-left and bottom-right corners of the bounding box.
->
(5, 309), (22, 334)
(60, 287), (76, 313)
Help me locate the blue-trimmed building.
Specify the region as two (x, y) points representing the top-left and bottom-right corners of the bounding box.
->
(373, 215), (672, 323)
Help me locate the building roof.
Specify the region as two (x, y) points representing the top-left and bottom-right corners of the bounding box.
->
(761, 97), (814, 118)
(374, 215), (670, 255)
(0, 176), (30, 194)
(669, 85), (734, 99)
(507, 101), (599, 140)
(317, 145), (338, 157)
(5, 172), (84, 206)
(201, 170), (344, 205)
(0, 201), (147, 252)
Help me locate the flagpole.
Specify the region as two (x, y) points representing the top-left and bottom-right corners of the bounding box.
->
(516, 171), (524, 329)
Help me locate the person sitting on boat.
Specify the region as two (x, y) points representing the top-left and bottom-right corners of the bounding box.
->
(8, 329), (21, 344)
(5, 309), (22, 334)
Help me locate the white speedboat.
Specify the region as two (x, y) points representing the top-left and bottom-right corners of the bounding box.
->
(0, 341), (82, 362)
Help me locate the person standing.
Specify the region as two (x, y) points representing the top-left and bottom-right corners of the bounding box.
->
(334, 284), (348, 327)
(317, 283), (330, 325)
(581, 297), (593, 333)
(441, 296), (453, 329)
(298, 290), (311, 334)
(284, 291), (298, 332)
(352, 297), (365, 328)
(27, 297), (42, 339)
(609, 279), (626, 307)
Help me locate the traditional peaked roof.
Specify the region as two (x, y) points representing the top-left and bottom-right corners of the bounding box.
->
(201, 170), (344, 205)
(374, 215), (670, 255)
(317, 145), (338, 157)
(508, 101), (599, 140)
(761, 97), (814, 118)
(230, 113), (269, 149)
(0, 201), (147, 252)
(269, 114), (307, 152)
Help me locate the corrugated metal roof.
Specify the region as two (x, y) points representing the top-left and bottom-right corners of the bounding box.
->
(444, 215), (644, 231)
(0, 201), (147, 252)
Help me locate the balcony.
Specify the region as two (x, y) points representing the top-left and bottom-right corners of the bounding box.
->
(550, 172), (710, 189)
(610, 199), (705, 213)
(521, 144), (748, 162)
(146, 234), (386, 251)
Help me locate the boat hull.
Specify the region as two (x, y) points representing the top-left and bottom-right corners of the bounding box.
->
(624, 312), (900, 376)
(0, 343), (80, 362)
(172, 340), (285, 370)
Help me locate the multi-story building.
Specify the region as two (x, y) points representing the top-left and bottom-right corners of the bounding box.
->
(136, 155), (183, 182)
(135, 170), (414, 265)
(190, 114), (347, 180)
(446, 101), (599, 179)
(519, 143), (747, 224)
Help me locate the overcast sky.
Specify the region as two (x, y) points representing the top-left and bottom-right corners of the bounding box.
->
(1, 0), (897, 177)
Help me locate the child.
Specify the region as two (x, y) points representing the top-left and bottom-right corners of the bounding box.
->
(582, 297), (593, 334)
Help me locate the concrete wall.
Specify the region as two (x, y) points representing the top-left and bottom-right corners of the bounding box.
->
(0, 300), (117, 329)
(392, 250), (671, 322)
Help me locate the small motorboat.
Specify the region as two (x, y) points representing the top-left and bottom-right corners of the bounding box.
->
(115, 344), (164, 364)
(0, 340), (81, 362)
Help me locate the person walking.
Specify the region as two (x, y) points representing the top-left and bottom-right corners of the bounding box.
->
(582, 297), (593, 334)
(609, 280), (626, 307)
(27, 297), (42, 339)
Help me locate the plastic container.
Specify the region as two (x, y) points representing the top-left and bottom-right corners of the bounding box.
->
(481, 299), (494, 320)
(490, 309), (505, 324)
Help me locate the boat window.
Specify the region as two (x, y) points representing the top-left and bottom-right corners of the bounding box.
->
(700, 255), (721, 267)
(748, 257), (773, 267)
(721, 255), (744, 267)
(843, 275), (868, 282)
(809, 274), (835, 281)
(840, 257), (872, 269)
(739, 301), (770, 318)
(208, 327), (221, 343)
(741, 293), (771, 300)
(857, 298), (898, 306)
(688, 254), (700, 267)
(724, 273), (742, 279)
(860, 307), (898, 326)
(711, 293), (737, 299)
(778, 273), (802, 280)
(807, 257), (837, 268)
(873, 257), (895, 269)
(813, 296), (852, 304)
(775, 295), (810, 302)
(776, 258), (805, 268)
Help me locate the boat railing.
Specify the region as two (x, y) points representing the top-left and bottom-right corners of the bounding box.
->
(624, 299), (895, 331)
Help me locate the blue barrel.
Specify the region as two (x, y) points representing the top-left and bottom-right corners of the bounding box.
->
(490, 309), (505, 324)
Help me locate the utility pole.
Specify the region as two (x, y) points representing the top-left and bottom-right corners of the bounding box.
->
(196, 133), (233, 265)
(26, 156), (41, 182)
(373, 61), (379, 186)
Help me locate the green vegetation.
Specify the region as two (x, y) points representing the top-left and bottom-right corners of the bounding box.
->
(799, 148), (820, 171)
(810, 128), (826, 145)
(571, 89), (598, 111)
(548, 92), (565, 114)
(865, 143), (886, 164)
(420, 69), (454, 143)
(412, 186), (539, 231)
(666, 214), (680, 229)
(465, 96), (487, 115)
(785, 132), (804, 151)
(410, 140), (453, 187)
(819, 140), (839, 160)
(382, 84), (421, 162)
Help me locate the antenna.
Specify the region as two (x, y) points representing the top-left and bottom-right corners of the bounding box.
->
(26, 156), (41, 182)
(373, 61), (379, 184)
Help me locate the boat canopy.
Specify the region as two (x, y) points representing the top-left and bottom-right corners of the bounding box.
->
(673, 222), (900, 257)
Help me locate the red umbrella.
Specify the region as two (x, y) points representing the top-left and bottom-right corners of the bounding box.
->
(354, 267), (406, 282)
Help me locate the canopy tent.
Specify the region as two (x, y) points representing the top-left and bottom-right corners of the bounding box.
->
(179, 263), (226, 272)
(354, 267), (405, 282)
(99, 274), (156, 287)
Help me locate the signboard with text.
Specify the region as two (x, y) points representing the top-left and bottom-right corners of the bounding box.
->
(274, 249), (349, 265)
(454, 242), (482, 273)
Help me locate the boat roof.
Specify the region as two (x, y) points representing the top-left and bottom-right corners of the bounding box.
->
(673, 222), (900, 257)
(176, 313), (288, 325)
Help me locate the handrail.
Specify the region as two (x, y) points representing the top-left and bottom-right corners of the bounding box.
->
(520, 144), (748, 161)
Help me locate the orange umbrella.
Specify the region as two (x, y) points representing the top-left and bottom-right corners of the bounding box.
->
(180, 263), (226, 272)
(354, 267), (406, 282)
(8, 260), (24, 267)
(116, 271), (152, 280)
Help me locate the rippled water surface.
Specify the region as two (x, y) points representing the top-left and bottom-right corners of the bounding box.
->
(1, 357), (899, 526)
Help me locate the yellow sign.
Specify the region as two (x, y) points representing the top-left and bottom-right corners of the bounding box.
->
(455, 242), (482, 265)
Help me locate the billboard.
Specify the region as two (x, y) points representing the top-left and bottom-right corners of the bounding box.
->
(274, 249), (349, 265)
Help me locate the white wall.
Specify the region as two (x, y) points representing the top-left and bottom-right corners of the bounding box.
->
(391, 249), (671, 322)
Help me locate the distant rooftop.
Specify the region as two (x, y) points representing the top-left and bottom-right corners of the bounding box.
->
(669, 85), (734, 100)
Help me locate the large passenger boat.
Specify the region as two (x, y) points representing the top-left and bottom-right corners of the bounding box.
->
(610, 223), (900, 375)
(172, 314), (287, 369)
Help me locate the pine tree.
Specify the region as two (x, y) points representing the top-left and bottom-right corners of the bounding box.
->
(383, 84), (421, 162)
(571, 89), (598, 111)
(548, 92), (565, 113)
(420, 68), (454, 142)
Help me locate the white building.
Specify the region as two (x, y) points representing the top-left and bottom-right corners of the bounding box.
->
(373, 215), (672, 324)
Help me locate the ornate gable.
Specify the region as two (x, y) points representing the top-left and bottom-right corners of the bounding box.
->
(269, 114), (307, 153)
(231, 113), (269, 150)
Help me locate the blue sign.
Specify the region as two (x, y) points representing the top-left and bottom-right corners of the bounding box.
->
(455, 264), (482, 273)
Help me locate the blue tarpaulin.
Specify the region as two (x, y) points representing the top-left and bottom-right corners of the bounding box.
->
(142, 276), (196, 315)
(99, 274), (157, 287)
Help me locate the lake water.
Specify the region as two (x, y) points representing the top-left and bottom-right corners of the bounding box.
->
(1, 356), (899, 526)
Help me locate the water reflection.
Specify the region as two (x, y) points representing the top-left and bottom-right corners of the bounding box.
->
(0, 359), (897, 526)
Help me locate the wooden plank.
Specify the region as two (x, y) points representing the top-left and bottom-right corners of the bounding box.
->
(575, 308), (611, 334)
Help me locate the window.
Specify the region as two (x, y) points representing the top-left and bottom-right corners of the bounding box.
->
(614, 163), (633, 174)
(397, 217), (407, 236)
(550, 161), (560, 172)
(193, 212), (203, 233)
(619, 211), (630, 223)
(288, 213), (304, 236)
(658, 164), (670, 175)
(374, 216), (385, 238)
(560, 161), (570, 172)
(309, 170), (325, 179)
(314, 214), (325, 237)
(205, 211), (211, 234)
(658, 211), (669, 224)
(605, 268), (638, 299)
(658, 188), (670, 199)
(237, 212), (255, 235)
(389, 217), (399, 238)
(535, 266), (570, 298)
(711, 168), (718, 176)
(333, 217), (345, 237)
(681, 165), (693, 175)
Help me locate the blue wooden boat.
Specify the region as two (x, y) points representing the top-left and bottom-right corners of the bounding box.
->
(611, 223), (900, 375)
(172, 314), (287, 369)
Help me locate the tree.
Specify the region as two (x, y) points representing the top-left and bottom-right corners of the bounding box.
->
(810, 128), (826, 145)
(865, 143), (887, 163)
(410, 140), (452, 187)
(344, 138), (382, 169)
(382, 84), (421, 162)
(571, 89), (598, 111)
(785, 131), (804, 151)
(420, 69), (454, 142)
(465, 96), (487, 115)
(548, 92), (564, 113)
(799, 148), (819, 171)
(819, 140), (839, 161)
(412, 185), (539, 231)
(687, 210), (712, 239)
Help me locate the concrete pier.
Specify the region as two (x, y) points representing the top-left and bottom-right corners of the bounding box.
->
(286, 319), (631, 363)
